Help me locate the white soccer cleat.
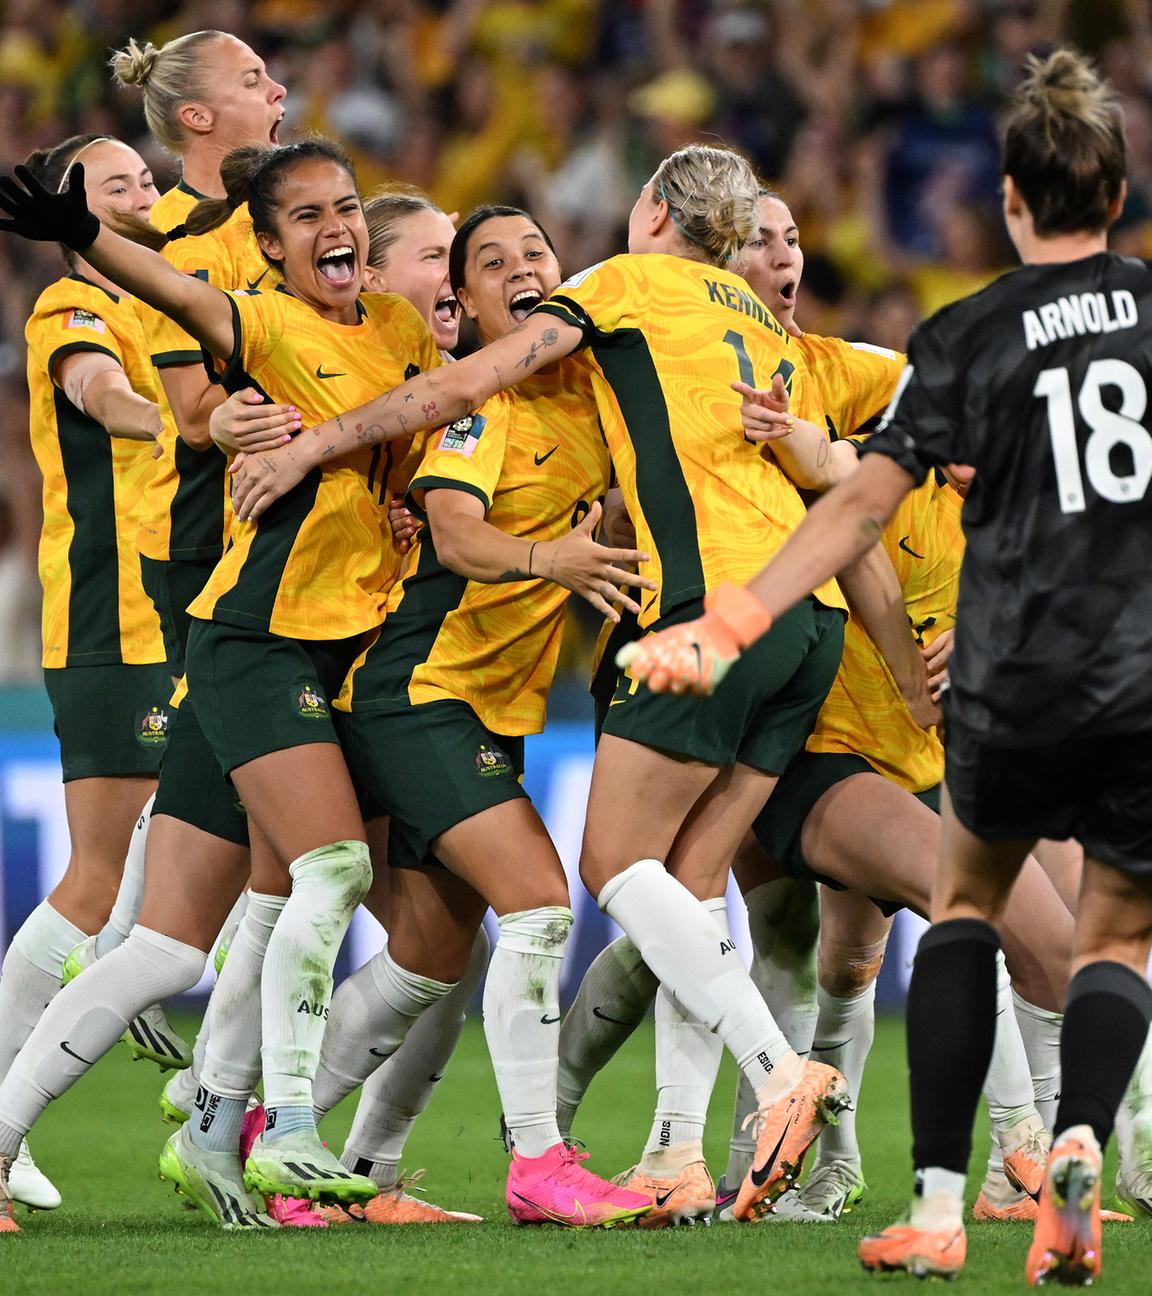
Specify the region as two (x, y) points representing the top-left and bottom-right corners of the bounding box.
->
(8, 1140), (61, 1211)
(1117, 1110), (1152, 1216)
(767, 1158), (866, 1222)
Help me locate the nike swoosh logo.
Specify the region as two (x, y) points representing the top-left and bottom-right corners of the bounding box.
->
(511, 1189), (586, 1225)
(60, 1040), (94, 1065)
(641, 590), (659, 616)
(315, 365), (347, 380)
(810, 1039), (851, 1052)
(429, 1072), (445, 1083)
(654, 1186), (679, 1207)
(534, 446), (558, 466)
(540, 1014), (561, 1025)
(750, 1117), (794, 1188)
(898, 536), (925, 559)
(592, 1005), (638, 1027)
(246, 269), (269, 291)
(368, 1047), (393, 1059)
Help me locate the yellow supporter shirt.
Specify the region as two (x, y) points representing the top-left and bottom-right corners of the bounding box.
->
(138, 183), (273, 563)
(535, 254), (845, 627)
(338, 359), (609, 734)
(188, 287), (441, 639)
(26, 275), (165, 668)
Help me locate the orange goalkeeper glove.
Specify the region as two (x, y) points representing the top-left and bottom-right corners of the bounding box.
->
(615, 583), (773, 696)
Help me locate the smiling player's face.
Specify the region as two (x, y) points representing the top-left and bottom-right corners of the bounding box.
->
(456, 215), (561, 345)
(257, 159), (368, 322)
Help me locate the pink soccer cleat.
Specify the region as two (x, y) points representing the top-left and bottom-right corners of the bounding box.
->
(239, 1103), (326, 1228)
(506, 1144), (652, 1229)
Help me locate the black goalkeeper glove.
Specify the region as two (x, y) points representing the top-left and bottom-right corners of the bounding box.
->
(0, 163), (100, 252)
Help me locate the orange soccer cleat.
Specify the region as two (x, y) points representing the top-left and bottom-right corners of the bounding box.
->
(614, 1159), (716, 1227)
(0, 1155), (21, 1233)
(858, 1221), (967, 1279)
(316, 1171), (482, 1225)
(1025, 1127), (1103, 1287)
(732, 1060), (851, 1222)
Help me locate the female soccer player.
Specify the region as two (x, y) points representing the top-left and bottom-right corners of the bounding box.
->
(228, 144), (866, 1222)
(0, 139), (457, 1220)
(209, 187), (485, 1228)
(0, 134), (168, 1227)
(623, 49), (1152, 1286)
(309, 203), (653, 1227)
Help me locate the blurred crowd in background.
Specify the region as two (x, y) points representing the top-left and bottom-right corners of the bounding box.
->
(2, 0), (1152, 687)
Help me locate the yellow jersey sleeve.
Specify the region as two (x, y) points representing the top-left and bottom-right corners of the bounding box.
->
(797, 334), (906, 440)
(33, 296), (127, 378)
(409, 397), (510, 514)
(540, 255), (648, 339)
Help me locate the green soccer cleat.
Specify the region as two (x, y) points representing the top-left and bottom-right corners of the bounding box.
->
(158, 1124), (276, 1229)
(244, 1131), (378, 1205)
(64, 937), (193, 1072)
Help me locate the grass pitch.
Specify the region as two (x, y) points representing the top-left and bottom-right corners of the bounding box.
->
(6, 1013), (1147, 1294)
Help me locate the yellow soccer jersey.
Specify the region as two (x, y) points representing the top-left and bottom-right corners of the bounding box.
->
(807, 463), (964, 791)
(338, 359), (610, 734)
(26, 275), (165, 668)
(138, 184), (273, 563)
(536, 254), (844, 627)
(795, 333), (905, 441)
(188, 287), (441, 639)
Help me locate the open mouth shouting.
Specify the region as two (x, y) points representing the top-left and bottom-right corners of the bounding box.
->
(434, 294), (458, 327)
(317, 244), (357, 287)
(270, 112), (284, 145)
(509, 288), (543, 323)
(775, 278), (797, 314)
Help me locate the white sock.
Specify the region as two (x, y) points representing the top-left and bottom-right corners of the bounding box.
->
(211, 891), (250, 974)
(313, 945), (455, 1117)
(341, 927), (489, 1187)
(641, 897), (728, 1170)
(726, 880), (819, 1183)
(599, 860), (793, 1095)
(1013, 989), (1062, 1131)
(911, 1168), (966, 1228)
(201, 891), (286, 1101)
(94, 794), (154, 959)
(187, 891), (286, 1154)
(984, 954), (1038, 1147)
(0, 926), (204, 1141)
(261, 840), (372, 1110)
(484, 906), (572, 1159)
(810, 979), (876, 1164)
(0, 900), (86, 1087)
(556, 934), (657, 1141)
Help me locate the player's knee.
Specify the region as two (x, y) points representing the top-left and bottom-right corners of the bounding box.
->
(818, 936), (888, 998)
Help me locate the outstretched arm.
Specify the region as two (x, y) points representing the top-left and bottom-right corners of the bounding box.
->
(618, 454), (916, 695)
(426, 494), (655, 622)
(0, 164), (234, 358)
(229, 314), (584, 520)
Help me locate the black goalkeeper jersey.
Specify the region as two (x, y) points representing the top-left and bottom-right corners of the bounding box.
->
(864, 250), (1152, 746)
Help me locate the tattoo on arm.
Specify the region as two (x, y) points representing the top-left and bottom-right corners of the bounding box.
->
(421, 401), (439, 422)
(816, 441), (829, 469)
(515, 327), (561, 371)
